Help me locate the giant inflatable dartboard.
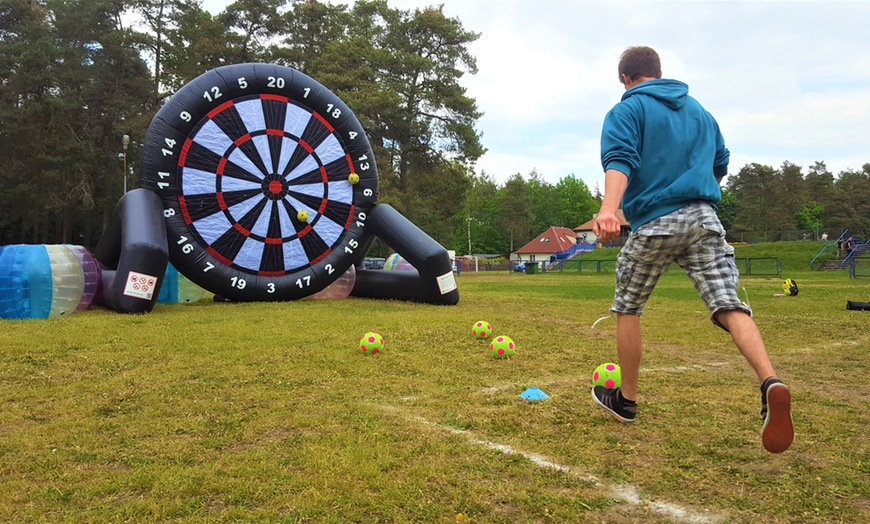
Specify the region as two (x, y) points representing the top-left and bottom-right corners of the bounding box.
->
(140, 64), (378, 301)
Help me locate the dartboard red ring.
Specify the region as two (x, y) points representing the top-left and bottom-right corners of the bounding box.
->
(140, 63), (378, 301)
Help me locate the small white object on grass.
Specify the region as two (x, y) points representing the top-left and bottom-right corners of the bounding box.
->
(591, 315), (610, 329)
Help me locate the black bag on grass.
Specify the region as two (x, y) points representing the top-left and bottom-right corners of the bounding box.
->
(846, 301), (870, 311)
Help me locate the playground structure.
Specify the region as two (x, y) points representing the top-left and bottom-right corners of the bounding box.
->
(0, 64), (459, 319)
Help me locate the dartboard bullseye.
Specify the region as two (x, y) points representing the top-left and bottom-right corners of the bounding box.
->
(140, 64), (378, 301)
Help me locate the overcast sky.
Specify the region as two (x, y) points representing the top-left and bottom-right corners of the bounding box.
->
(200, 0), (870, 190)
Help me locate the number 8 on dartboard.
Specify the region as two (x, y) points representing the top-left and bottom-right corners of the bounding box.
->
(140, 63), (378, 301)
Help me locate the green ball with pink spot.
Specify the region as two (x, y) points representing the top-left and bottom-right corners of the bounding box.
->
(359, 331), (384, 355)
(593, 362), (621, 389)
(490, 335), (515, 359)
(472, 320), (492, 339)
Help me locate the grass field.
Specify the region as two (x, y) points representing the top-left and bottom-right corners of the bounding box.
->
(1, 243), (869, 523)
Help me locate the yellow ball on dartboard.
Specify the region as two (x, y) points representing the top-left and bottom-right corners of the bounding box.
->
(472, 320), (492, 339)
(297, 209), (309, 222)
(348, 172), (360, 184)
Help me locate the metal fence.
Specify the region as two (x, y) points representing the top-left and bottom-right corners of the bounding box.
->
(851, 256), (870, 279)
(503, 257), (780, 276)
(725, 230), (819, 243)
(734, 257), (782, 276)
(457, 259), (510, 272)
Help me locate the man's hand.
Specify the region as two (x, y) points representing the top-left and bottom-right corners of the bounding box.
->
(593, 169), (629, 242)
(593, 210), (621, 242)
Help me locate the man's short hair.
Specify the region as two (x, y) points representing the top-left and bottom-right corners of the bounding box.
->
(618, 46), (662, 84)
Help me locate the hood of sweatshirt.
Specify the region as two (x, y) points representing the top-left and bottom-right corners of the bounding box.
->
(622, 78), (688, 110)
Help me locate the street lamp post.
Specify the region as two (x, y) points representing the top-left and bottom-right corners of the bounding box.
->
(467, 216), (472, 256)
(121, 134), (130, 194)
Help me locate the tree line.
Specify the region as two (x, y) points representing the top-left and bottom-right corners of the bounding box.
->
(1, 0), (868, 256)
(722, 161), (870, 243)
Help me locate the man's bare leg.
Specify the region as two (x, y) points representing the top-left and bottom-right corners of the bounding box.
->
(713, 309), (775, 383)
(616, 313), (642, 400)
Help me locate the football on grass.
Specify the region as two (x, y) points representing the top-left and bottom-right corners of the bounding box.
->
(490, 336), (515, 359)
(359, 332), (384, 355)
(593, 362), (621, 389)
(472, 321), (492, 339)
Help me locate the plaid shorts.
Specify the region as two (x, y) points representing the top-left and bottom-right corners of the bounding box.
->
(611, 201), (751, 330)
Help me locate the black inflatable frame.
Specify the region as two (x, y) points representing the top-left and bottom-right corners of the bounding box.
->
(352, 204), (458, 304)
(94, 189), (168, 313)
(95, 63), (458, 312)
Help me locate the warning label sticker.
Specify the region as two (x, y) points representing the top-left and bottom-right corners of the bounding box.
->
(123, 271), (158, 300)
(436, 271), (458, 295)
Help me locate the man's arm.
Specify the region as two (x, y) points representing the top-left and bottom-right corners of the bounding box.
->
(592, 169), (628, 242)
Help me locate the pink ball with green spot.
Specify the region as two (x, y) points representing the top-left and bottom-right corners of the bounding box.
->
(490, 335), (515, 359)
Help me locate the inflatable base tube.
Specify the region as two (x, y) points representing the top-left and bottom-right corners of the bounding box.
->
(94, 188), (169, 314)
(351, 204), (459, 305)
(352, 269), (426, 302)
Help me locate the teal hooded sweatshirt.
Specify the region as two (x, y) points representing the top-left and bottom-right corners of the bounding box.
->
(600, 79), (729, 230)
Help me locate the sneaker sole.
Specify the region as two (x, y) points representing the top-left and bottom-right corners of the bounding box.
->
(762, 383), (794, 453)
(590, 387), (635, 424)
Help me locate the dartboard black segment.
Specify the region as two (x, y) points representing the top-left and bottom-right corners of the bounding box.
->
(140, 63), (378, 300)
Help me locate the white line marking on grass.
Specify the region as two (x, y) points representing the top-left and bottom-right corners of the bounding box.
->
(387, 408), (724, 523)
(644, 362), (730, 373)
(481, 384), (519, 394)
(796, 340), (859, 352)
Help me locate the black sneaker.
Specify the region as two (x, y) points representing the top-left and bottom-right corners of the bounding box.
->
(591, 386), (637, 423)
(760, 378), (794, 453)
